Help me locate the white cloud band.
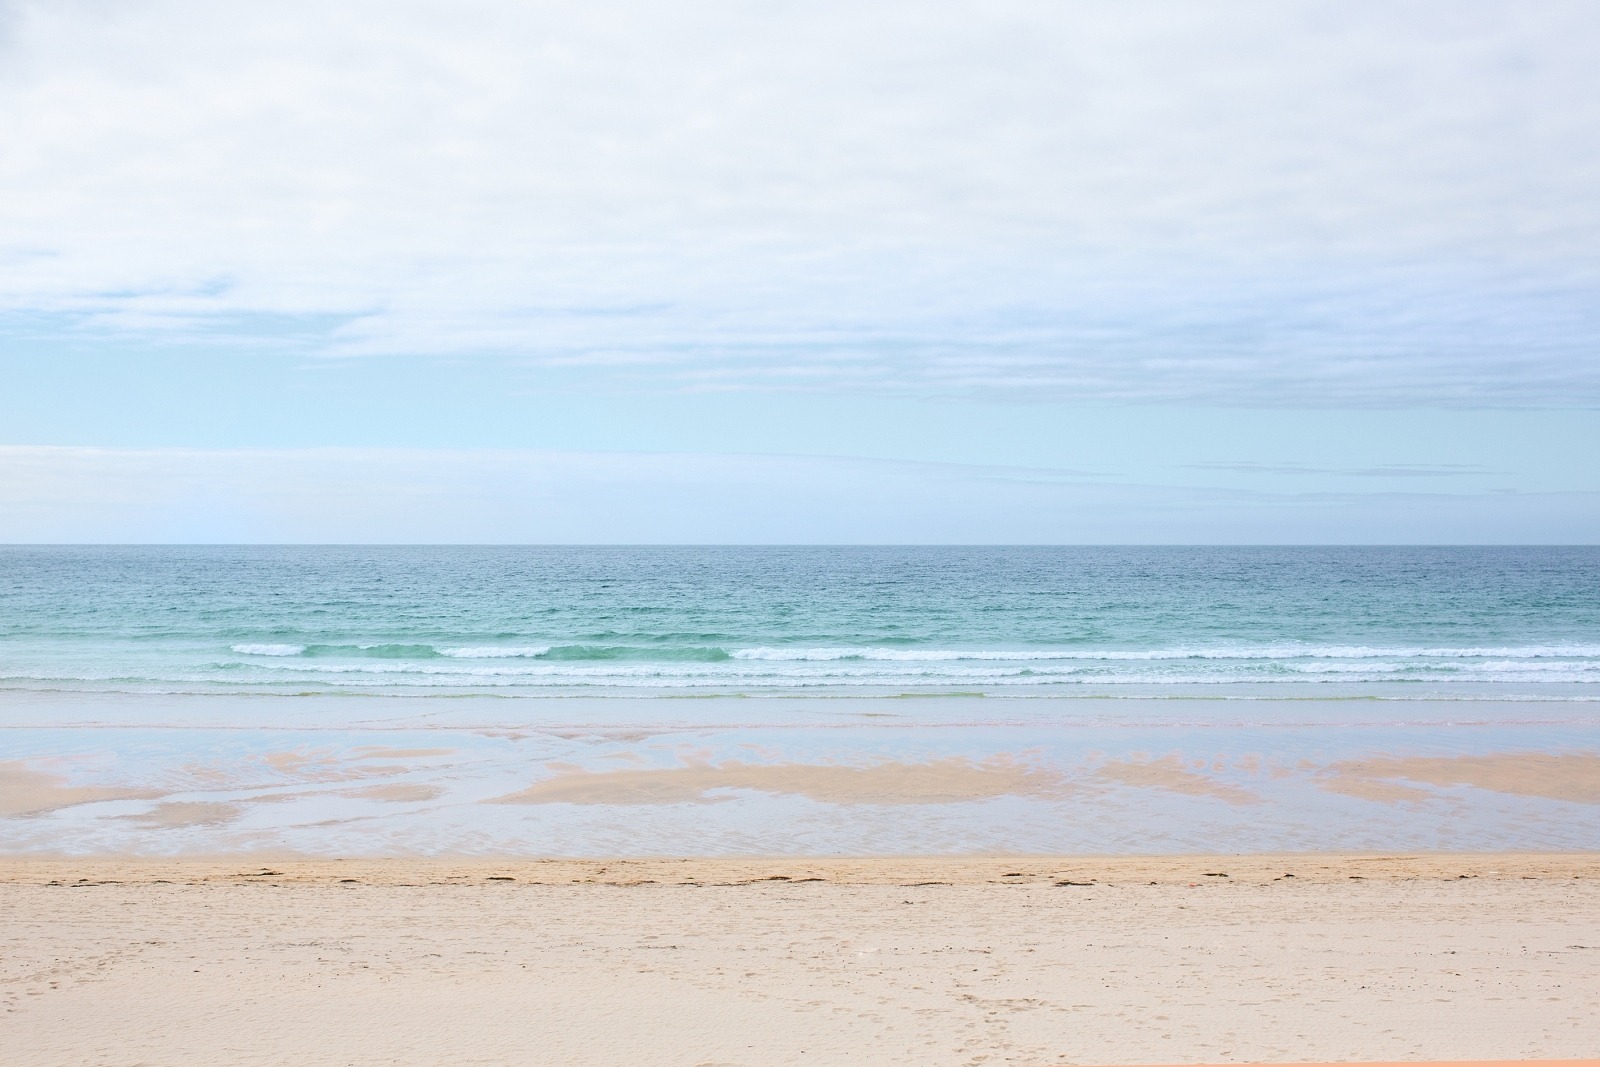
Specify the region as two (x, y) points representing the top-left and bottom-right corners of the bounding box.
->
(2, 1), (1598, 403)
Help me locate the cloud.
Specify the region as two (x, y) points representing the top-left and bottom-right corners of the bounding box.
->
(2, 446), (1595, 543)
(1, 1), (1598, 404)
(1186, 462), (1495, 478)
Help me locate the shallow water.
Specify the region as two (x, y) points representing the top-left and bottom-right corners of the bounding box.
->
(3, 695), (1596, 856)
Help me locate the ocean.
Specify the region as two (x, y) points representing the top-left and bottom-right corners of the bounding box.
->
(4, 545), (1598, 856)
(4, 544), (1600, 699)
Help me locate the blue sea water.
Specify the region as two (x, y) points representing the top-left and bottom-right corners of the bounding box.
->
(3, 544), (1599, 699)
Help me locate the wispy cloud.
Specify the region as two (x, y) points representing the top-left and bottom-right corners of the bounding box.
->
(1187, 463), (1496, 478)
(1, 2), (1598, 404)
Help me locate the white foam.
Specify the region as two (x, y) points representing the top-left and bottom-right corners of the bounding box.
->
(730, 644), (1600, 662)
(436, 646), (553, 659)
(195, 640), (1600, 692)
(733, 647), (970, 661)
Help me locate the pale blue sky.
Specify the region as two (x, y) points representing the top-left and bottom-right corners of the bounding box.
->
(1, 0), (1597, 541)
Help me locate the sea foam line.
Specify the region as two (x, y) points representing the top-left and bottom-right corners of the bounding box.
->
(728, 645), (1600, 662)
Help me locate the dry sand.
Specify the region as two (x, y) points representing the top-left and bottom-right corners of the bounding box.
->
(4, 853), (1598, 1066)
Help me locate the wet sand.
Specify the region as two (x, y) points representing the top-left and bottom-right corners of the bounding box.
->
(3, 854), (1598, 1066)
(7, 738), (1600, 856)
(11, 750), (1600, 819)
(488, 754), (1072, 806)
(1322, 754), (1600, 805)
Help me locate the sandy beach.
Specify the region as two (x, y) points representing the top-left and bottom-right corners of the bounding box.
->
(6, 697), (1597, 1063)
(4, 853), (1597, 1066)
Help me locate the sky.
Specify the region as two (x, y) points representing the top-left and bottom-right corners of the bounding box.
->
(1, 0), (1597, 542)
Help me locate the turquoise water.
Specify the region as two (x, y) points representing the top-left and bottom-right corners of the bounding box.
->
(3, 545), (1599, 698)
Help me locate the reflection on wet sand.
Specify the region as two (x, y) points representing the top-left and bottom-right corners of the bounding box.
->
(5, 728), (1599, 855)
(1324, 753), (1600, 804)
(1091, 755), (1261, 805)
(344, 784), (444, 803)
(0, 761), (162, 818)
(489, 757), (1069, 806)
(117, 801), (242, 829)
(1317, 776), (1435, 806)
(260, 749), (416, 783)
